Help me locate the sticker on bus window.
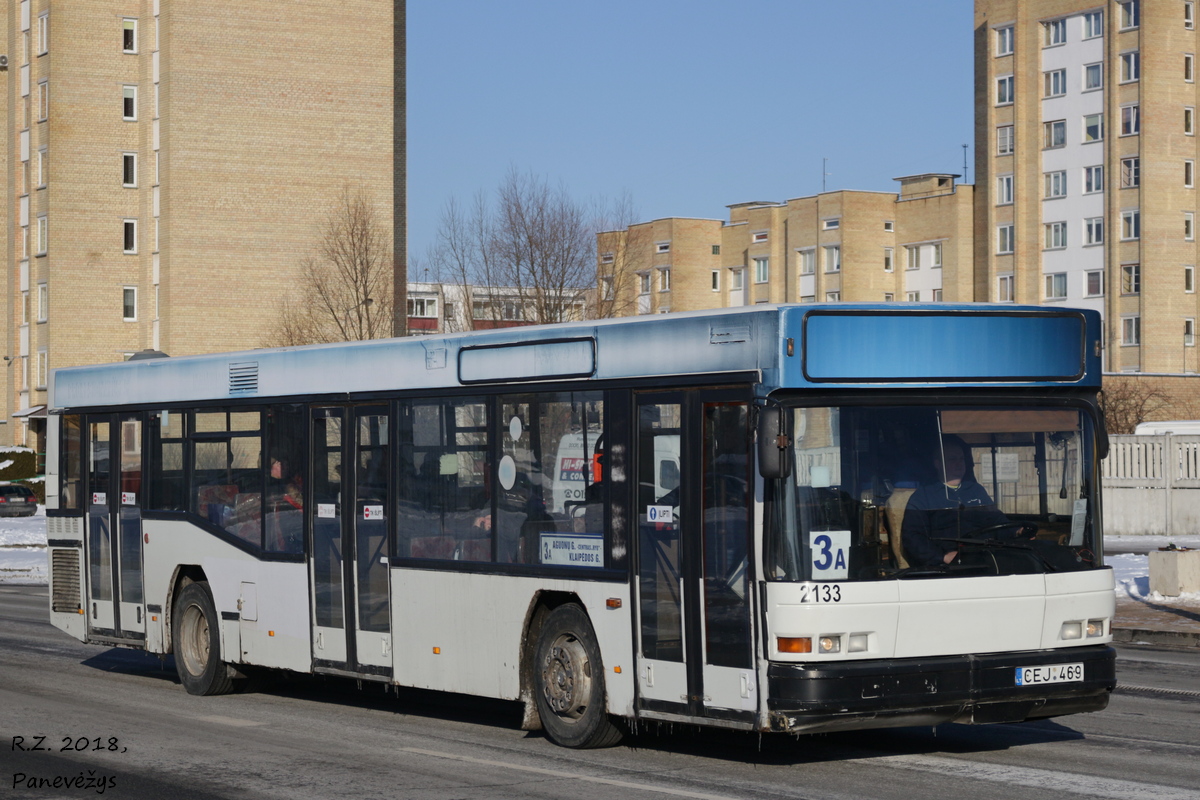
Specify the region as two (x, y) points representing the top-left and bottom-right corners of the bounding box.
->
(317, 503), (336, 519)
(363, 505), (384, 520)
(121, 492), (136, 506)
(647, 505), (674, 524)
(92, 492), (107, 506)
(540, 532), (604, 568)
(1070, 499), (1087, 546)
(810, 530), (850, 580)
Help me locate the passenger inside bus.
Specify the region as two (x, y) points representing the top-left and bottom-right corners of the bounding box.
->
(900, 435), (1034, 567)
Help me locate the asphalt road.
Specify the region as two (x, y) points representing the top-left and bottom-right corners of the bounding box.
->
(2, 585), (1198, 800)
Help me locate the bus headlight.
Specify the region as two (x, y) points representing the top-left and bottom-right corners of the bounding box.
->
(847, 633), (869, 653)
(819, 635), (841, 654)
(1060, 621), (1083, 640)
(1086, 619), (1106, 637)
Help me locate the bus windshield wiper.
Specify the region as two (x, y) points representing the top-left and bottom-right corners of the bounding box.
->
(932, 537), (1060, 572)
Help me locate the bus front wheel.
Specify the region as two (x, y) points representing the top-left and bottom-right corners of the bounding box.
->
(533, 604), (623, 748)
(172, 581), (235, 696)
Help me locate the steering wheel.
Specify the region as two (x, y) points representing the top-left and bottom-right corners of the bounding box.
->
(965, 521), (1038, 539)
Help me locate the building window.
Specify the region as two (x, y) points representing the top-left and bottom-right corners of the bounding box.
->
(36, 351), (47, 390)
(1122, 316), (1141, 346)
(123, 85), (137, 120)
(1120, 1), (1140, 30)
(1188, 1), (1196, 29)
(1084, 165), (1104, 193)
(1084, 62), (1103, 91)
(1188, 54), (1196, 82)
(1044, 68), (1066, 98)
(1121, 105), (1140, 136)
(407, 297), (437, 317)
(883, 220), (894, 232)
(932, 243), (943, 268)
(1187, 319), (1196, 347)
(730, 269), (744, 291)
(997, 224), (1014, 255)
(1188, 265), (1196, 293)
(1189, 107), (1197, 135)
(798, 249), (814, 275)
(659, 267), (671, 291)
(884, 293), (894, 302)
(1084, 11), (1104, 38)
(997, 125), (1014, 155)
(1188, 161), (1196, 188)
(1120, 51), (1140, 82)
(1187, 212), (1195, 241)
(1122, 210), (1141, 240)
(637, 272), (650, 294)
(997, 174), (1014, 205)
(752, 231), (770, 243)
(824, 246), (841, 272)
(1084, 114), (1104, 142)
(998, 274), (1014, 302)
(1086, 271), (1105, 297)
(1045, 170), (1067, 199)
(821, 219), (839, 231)
(932, 289), (943, 301)
(123, 153), (137, 187)
(1045, 221), (1067, 250)
(655, 241), (670, 254)
(1044, 120), (1066, 149)
(751, 258), (767, 284)
(711, 244), (720, 255)
(710, 270), (720, 292)
(36, 148), (47, 188)
(599, 277), (613, 301)
(35, 215), (46, 255)
(124, 219), (137, 253)
(599, 251), (614, 265)
(883, 247), (894, 272)
(122, 18), (137, 53)
(1122, 157), (1140, 187)
(1044, 18), (1066, 46)
(37, 12), (47, 54)
(996, 75), (1014, 105)
(37, 80), (47, 120)
(800, 295), (815, 304)
(1085, 217), (1104, 245)
(907, 246), (921, 270)
(996, 25), (1014, 55)
(37, 283), (47, 322)
(123, 287), (137, 321)
(1045, 273), (1067, 300)
(906, 291), (920, 302)
(1122, 263), (1141, 294)
(825, 291), (840, 302)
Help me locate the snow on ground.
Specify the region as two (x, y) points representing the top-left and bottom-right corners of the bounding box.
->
(0, 507), (47, 584)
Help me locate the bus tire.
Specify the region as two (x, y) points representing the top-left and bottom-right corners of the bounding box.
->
(172, 581), (235, 696)
(533, 604), (623, 748)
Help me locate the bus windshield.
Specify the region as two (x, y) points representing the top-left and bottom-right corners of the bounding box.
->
(765, 404), (1102, 581)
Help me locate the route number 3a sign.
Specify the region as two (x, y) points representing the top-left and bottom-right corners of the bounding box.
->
(810, 530), (850, 580)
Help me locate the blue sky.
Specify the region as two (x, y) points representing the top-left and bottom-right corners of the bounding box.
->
(406, 1), (976, 261)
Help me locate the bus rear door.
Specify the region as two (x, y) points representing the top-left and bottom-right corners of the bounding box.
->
(635, 391), (756, 725)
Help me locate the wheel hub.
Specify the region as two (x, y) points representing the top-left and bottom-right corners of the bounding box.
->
(543, 634), (591, 719)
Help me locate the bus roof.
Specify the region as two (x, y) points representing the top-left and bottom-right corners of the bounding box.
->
(49, 304), (1102, 410)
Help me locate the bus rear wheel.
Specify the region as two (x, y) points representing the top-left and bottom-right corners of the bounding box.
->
(172, 581), (235, 696)
(533, 604), (623, 748)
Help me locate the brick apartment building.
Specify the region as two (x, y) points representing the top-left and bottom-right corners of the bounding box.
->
(2, 0), (394, 449)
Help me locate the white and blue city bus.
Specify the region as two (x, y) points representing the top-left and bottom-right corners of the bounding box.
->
(46, 304), (1115, 748)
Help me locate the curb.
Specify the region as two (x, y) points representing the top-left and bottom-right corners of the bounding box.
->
(1112, 627), (1200, 648)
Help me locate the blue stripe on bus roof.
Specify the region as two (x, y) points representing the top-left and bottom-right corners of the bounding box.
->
(48, 304), (1101, 410)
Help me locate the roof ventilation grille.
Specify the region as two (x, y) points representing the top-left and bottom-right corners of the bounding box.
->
(229, 361), (259, 395)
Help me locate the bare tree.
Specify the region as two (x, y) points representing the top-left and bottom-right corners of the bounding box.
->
(592, 193), (647, 320)
(427, 169), (635, 328)
(269, 186), (394, 346)
(1099, 376), (1171, 434)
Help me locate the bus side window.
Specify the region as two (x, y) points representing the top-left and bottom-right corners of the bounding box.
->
(147, 410), (186, 511)
(61, 414), (82, 511)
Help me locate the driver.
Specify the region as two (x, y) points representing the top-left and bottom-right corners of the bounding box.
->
(901, 436), (1026, 567)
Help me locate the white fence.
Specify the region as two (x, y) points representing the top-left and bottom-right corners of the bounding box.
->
(1102, 434), (1200, 535)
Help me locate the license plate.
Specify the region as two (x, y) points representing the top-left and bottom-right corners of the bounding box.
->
(1015, 663), (1083, 686)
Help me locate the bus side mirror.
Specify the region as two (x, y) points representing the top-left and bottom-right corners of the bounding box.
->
(757, 406), (792, 479)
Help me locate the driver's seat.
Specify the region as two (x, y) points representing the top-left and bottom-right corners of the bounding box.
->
(884, 488), (915, 569)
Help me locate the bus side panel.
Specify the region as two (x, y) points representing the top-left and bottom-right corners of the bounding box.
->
(391, 570), (635, 716)
(1040, 568), (1115, 648)
(143, 519), (311, 672)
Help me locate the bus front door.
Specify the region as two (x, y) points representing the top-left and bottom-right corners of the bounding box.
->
(309, 406), (392, 677)
(635, 392), (756, 724)
(85, 414), (145, 641)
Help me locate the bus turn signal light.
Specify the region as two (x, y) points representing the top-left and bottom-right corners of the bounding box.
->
(777, 637), (812, 654)
(606, 598), (622, 609)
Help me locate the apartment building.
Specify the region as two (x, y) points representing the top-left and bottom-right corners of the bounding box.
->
(597, 175), (974, 316)
(3, 1), (394, 448)
(406, 282), (590, 335)
(976, 0), (1199, 372)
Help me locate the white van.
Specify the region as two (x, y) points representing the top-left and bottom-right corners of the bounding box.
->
(1133, 420), (1200, 435)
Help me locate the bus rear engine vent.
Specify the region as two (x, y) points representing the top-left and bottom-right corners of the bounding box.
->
(51, 549), (82, 613)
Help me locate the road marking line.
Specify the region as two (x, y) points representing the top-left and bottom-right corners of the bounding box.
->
(873, 753), (1200, 800)
(399, 746), (738, 800)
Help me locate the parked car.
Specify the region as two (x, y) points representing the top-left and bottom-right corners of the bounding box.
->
(0, 484), (38, 516)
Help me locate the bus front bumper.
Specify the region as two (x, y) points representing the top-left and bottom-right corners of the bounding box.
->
(766, 644), (1115, 733)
